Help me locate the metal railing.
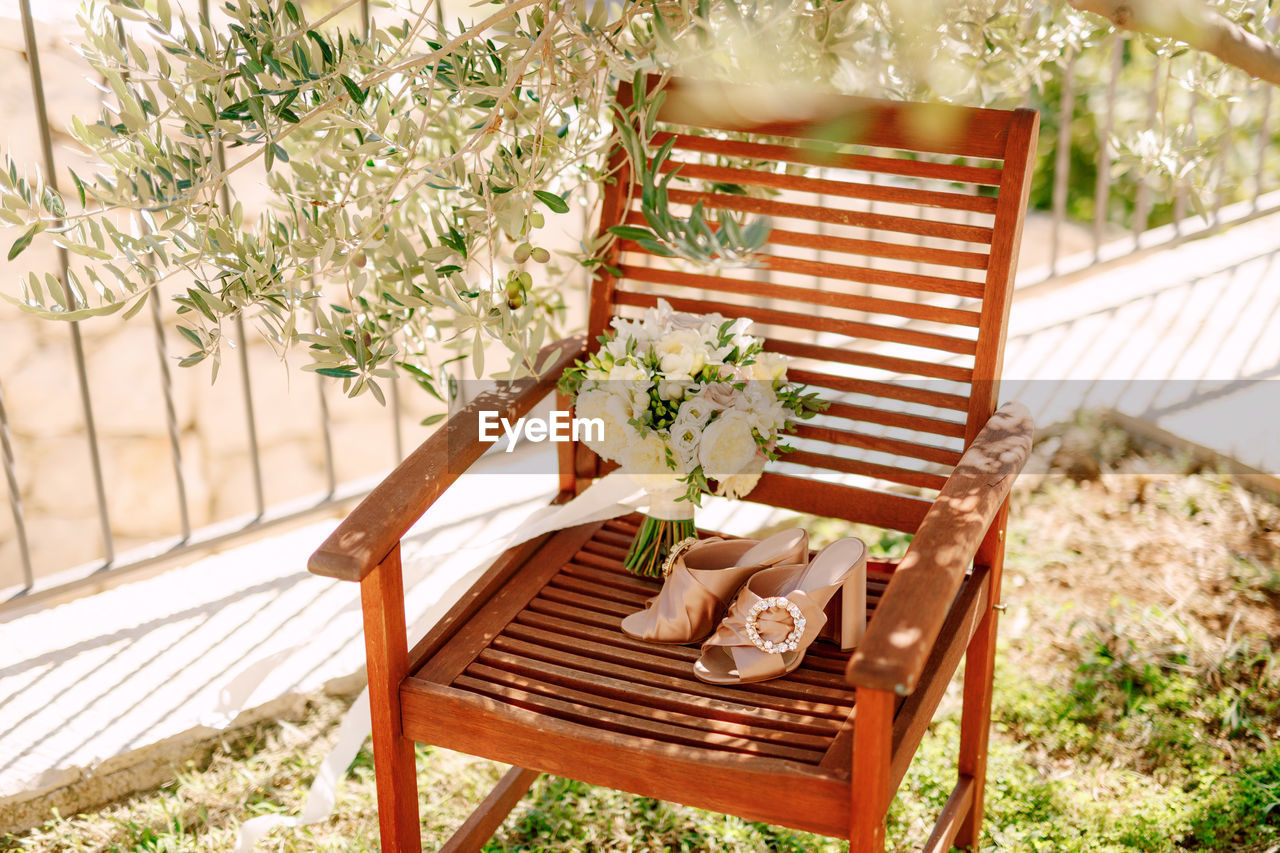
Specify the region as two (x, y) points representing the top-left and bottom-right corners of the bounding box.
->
(1, 4), (1278, 611)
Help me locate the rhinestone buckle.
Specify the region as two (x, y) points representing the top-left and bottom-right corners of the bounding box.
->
(744, 595), (806, 654)
(661, 536), (700, 577)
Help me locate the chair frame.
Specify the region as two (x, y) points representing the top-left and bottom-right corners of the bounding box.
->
(310, 78), (1039, 852)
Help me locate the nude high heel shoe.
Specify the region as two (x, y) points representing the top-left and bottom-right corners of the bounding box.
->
(692, 537), (868, 685)
(620, 529), (809, 645)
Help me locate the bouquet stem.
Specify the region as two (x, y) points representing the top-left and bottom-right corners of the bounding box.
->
(624, 485), (697, 577)
(624, 514), (697, 577)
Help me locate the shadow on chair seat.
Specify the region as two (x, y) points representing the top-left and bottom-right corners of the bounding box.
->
(400, 514), (990, 839)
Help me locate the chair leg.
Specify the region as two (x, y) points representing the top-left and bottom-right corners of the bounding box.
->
(362, 546), (423, 853)
(954, 607), (998, 851)
(850, 687), (895, 853)
(439, 767), (541, 853)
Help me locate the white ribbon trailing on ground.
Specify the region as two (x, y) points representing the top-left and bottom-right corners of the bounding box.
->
(232, 472), (651, 851)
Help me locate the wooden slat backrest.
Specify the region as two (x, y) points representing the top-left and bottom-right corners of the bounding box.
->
(588, 78), (1039, 532)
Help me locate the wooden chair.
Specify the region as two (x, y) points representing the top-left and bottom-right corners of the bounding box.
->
(309, 77), (1039, 852)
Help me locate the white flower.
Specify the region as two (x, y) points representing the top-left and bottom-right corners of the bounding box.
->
(574, 387), (638, 462)
(675, 393), (718, 425)
(620, 431), (679, 491)
(657, 378), (693, 400)
(749, 352), (788, 382)
(608, 361), (650, 384)
(698, 410), (760, 479)
(653, 327), (708, 380)
(667, 418), (702, 474)
(716, 453), (766, 499)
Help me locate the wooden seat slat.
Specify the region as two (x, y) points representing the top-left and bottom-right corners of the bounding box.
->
(615, 264), (983, 327)
(464, 663), (837, 753)
(454, 674), (830, 763)
(655, 158), (1000, 214)
(473, 649), (843, 736)
(493, 627), (857, 702)
(535, 585), (635, 617)
(614, 291), (979, 356)
(558, 562), (658, 595)
(545, 574), (650, 607)
(476, 628), (852, 720)
(655, 131), (1005, 186)
(577, 539), (631, 561)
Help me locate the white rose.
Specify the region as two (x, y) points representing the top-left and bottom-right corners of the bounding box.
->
(620, 431), (679, 491)
(716, 453), (766, 499)
(575, 387), (638, 461)
(698, 410), (760, 479)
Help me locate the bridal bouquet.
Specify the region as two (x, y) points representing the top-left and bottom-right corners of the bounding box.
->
(558, 299), (823, 576)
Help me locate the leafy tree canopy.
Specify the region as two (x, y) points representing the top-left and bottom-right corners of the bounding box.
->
(2, 0), (1275, 402)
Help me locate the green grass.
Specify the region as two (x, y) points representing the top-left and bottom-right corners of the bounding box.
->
(4, 465), (1279, 852)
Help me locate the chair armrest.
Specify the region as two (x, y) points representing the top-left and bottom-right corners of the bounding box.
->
(845, 402), (1034, 694)
(308, 335), (588, 582)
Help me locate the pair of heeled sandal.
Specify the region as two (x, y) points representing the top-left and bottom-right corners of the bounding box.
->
(620, 529), (868, 685)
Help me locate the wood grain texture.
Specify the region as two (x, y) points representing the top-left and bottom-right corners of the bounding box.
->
(956, 502), (1010, 849)
(655, 131), (1005, 186)
(654, 158), (999, 213)
(308, 335), (586, 582)
(360, 546), (422, 853)
(923, 776), (976, 853)
(889, 567), (990, 792)
(660, 188), (994, 247)
(438, 767), (539, 853)
(850, 688), (895, 853)
(845, 402), (1033, 693)
(620, 78), (1015, 159)
(615, 263), (984, 327)
(965, 108), (1039, 443)
(619, 210), (991, 270)
(614, 291), (978, 355)
(401, 678), (853, 837)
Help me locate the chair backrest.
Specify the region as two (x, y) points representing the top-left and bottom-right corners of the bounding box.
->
(588, 77), (1039, 533)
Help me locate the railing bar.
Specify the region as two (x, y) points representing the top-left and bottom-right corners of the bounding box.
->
(1256, 4), (1275, 207)
(1094, 34), (1122, 259)
(107, 14), (192, 543)
(389, 351), (405, 463)
(1174, 87), (1199, 233)
(312, 304), (337, 496)
(1133, 54), (1160, 245)
(1256, 85), (1272, 207)
(148, 294), (192, 540)
(0, 382), (34, 589)
(232, 314), (265, 518)
(20, 0), (114, 566)
(1050, 48), (1076, 276)
(197, 0), (264, 518)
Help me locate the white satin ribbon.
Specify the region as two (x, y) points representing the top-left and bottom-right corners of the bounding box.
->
(232, 471), (649, 851)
